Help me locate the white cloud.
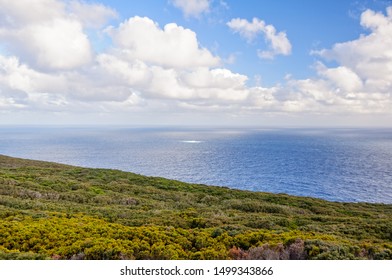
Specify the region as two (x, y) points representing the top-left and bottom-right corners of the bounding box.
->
(68, 0), (118, 28)
(257, 24), (292, 59)
(171, 0), (211, 18)
(0, 0), (65, 27)
(316, 63), (363, 93)
(314, 8), (392, 81)
(227, 18), (265, 42)
(0, 1), (261, 117)
(20, 19), (92, 70)
(0, 54), (75, 111)
(182, 67), (247, 89)
(94, 52), (249, 102)
(133, 66), (249, 102)
(360, 7), (392, 31)
(227, 17), (292, 59)
(1, 1), (392, 125)
(106, 16), (220, 69)
(0, 55), (67, 94)
(0, 0), (94, 71)
(247, 86), (278, 109)
(0, 1), (278, 114)
(95, 53), (152, 88)
(299, 6), (392, 113)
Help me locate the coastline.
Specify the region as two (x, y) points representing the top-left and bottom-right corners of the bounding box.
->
(1, 154), (391, 260)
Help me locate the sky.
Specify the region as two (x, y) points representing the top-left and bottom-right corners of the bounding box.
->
(0, 0), (392, 127)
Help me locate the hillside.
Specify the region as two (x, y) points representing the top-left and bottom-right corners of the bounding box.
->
(0, 154), (391, 260)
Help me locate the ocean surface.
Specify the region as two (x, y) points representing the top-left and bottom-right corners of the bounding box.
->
(1, 126), (392, 204)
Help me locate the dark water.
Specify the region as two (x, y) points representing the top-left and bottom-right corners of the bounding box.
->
(1, 126), (392, 203)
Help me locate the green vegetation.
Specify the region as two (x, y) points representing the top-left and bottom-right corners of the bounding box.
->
(0, 154), (391, 260)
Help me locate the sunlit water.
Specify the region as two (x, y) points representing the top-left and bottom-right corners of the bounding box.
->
(1, 127), (392, 203)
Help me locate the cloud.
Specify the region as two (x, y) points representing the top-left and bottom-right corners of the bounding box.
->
(0, 85), (28, 110)
(171, 0), (211, 18)
(0, 54), (73, 111)
(257, 24), (292, 59)
(104, 63), (250, 102)
(316, 63), (363, 93)
(297, 6), (392, 113)
(246, 4), (392, 117)
(0, 0), (65, 26)
(1, 1), (272, 117)
(1, 1), (392, 125)
(68, 0), (118, 28)
(315, 8), (392, 83)
(0, 14), (246, 109)
(227, 18), (265, 42)
(227, 17), (292, 59)
(182, 67), (247, 89)
(18, 19), (92, 70)
(105, 16), (220, 68)
(0, 55), (67, 94)
(95, 53), (152, 88)
(0, 0), (95, 71)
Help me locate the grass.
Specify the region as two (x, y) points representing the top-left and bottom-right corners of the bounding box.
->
(0, 154), (391, 259)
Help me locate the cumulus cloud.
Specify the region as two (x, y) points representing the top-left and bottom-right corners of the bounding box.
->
(0, 55), (67, 94)
(249, 4), (392, 116)
(299, 6), (392, 113)
(95, 53), (152, 88)
(0, 0), (65, 26)
(182, 68), (247, 89)
(315, 8), (392, 83)
(227, 18), (265, 42)
(0, 0), (95, 71)
(316, 63), (363, 93)
(1, 0), (392, 125)
(1, 0), (256, 117)
(106, 64), (250, 102)
(18, 19), (91, 70)
(105, 16), (220, 68)
(96, 16), (249, 102)
(227, 17), (292, 59)
(0, 54), (73, 111)
(171, 0), (211, 18)
(68, 0), (118, 28)
(0, 1), (247, 110)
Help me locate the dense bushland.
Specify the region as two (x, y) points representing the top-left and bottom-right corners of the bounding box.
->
(0, 154), (391, 259)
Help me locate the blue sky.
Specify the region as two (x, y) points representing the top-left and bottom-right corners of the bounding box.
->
(0, 0), (392, 126)
(98, 0), (388, 84)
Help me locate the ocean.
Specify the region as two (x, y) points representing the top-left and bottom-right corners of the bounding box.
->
(1, 126), (391, 204)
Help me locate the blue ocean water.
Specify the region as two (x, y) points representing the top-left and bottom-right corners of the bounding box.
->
(1, 126), (392, 204)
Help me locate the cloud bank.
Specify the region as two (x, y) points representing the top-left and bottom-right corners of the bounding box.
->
(0, 0), (391, 125)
